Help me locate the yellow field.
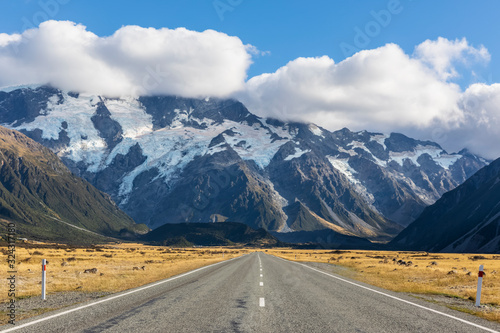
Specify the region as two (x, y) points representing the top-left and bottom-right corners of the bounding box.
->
(0, 242), (245, 324)
(267, 249), (500, 322)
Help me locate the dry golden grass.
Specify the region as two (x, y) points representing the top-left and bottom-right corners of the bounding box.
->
(267, 249), (500, 323)
(0, 243), (245, 302)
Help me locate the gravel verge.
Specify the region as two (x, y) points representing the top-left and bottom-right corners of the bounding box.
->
(1, 291), (110, 325)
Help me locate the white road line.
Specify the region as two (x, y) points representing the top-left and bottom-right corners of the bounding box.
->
(259, 297), (265, 307)
(260, 274), (263, 277)
(260, 282), (264, 286)
(273, 255), (500, 333)
(1, 254), (248, 333)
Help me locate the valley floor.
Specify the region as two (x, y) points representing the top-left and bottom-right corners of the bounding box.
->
(2, 252), (500, 333)
(2, 244), (499, 326)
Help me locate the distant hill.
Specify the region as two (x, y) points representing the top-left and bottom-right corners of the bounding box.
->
(272, 229), (375, 250)
(0, 126), (146, 244)
(142, 222), (284, 247)
(390, 157), (500, 253)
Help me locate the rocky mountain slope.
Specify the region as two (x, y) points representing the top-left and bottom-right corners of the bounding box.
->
(390, 158), (500, 253)
(0, 86), (488, 242)
(0, 125), (144, 244)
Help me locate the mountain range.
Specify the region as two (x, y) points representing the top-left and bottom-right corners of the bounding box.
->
(0, 85), (489, 244)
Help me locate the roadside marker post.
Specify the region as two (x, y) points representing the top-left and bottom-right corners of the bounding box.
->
(475, 265), (484, 307)
(42, 259), (47, 300)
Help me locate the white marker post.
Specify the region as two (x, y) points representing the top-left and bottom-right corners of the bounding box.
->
(41, 259), (47, 300)
(475, 265), (484, 307)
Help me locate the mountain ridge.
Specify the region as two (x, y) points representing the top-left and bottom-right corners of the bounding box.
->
(0, 125), (145, 244)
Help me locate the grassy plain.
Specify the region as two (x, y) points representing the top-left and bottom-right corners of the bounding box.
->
(267, 249), (500, 323)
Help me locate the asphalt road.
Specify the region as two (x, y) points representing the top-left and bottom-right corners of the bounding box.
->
(2, 252), (500, 333)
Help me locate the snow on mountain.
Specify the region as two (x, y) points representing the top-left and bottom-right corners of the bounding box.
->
(284, 147), (311, 161)
(16, 92), (107, 170)
(217, 121), (291, 168)
(12, 90), (292, 202)
(0, 84), (43, 93)
(326, 156), (378, 212)
(388, 144), (461, 169)
(308, 124), (324, 138)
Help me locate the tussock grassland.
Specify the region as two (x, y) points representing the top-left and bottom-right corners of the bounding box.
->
(267, 249), (500, 323)
(1, 243), (244, 302)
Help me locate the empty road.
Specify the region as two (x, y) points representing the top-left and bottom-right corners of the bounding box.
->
(2, 252), (500, 332)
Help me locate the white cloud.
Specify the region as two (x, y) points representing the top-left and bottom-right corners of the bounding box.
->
(238, 39), (500, 159)
(0, 20), (252, 98)
(0, 33), (21, 47)
(407, 83), (500, 160)
(414, 37), (490, 81)
(450, 83), (500, 159)
(238, 43), (464, 132)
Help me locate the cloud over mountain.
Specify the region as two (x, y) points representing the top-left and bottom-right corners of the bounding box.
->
(238, 39), (498, 159)
(0, 21), (499, 159)
(0, 20), (252, 98)
(238, 44), (463, 131)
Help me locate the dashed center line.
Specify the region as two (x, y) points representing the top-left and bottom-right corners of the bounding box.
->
(258, 253), (266, 308)
(259, 297), (265, 307)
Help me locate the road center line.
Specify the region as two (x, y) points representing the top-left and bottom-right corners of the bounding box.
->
(273, 255), (499, 333)
(260, 282), (264, 286)
(1, 254), (248, 333)
(259, 297), (265, 307)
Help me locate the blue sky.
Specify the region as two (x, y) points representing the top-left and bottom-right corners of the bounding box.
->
(0, 1), (500, 158)
(1, 0), (497, 84)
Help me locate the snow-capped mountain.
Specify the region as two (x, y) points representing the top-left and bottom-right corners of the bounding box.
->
(0, 86), (488, 241)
